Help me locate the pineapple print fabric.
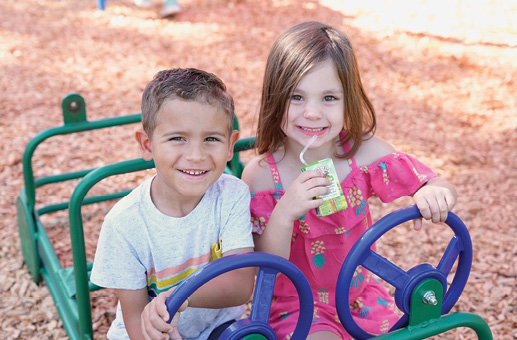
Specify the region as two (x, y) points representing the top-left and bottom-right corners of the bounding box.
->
(249, 133), (437, 339)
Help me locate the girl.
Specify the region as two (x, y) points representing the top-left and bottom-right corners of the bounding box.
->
(241, 21), (457, 339)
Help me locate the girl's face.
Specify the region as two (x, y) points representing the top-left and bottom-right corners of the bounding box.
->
(282, 58), (345, 151)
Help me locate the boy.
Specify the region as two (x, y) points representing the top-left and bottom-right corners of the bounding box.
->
(90, 68), (255, 340)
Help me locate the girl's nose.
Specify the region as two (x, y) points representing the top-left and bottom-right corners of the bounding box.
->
(303, 103), (322, 120)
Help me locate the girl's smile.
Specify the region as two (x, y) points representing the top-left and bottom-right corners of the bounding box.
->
(297, 126), (328, 136)
(282, 58), (345, 152)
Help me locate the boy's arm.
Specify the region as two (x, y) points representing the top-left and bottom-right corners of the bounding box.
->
(187, 247), (255, 309)
(116, 288), (155, 340)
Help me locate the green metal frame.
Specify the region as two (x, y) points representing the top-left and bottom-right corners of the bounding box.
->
(374, 279), (492, 339)
(16, 93), (255, 340)
(17, 93), (492, 340)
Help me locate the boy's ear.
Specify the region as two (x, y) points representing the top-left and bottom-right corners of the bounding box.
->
(135, 129), (154, 161)
(227, 130), (240, 162)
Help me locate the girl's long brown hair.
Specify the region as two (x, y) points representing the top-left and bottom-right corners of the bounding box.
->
(256, 21), (376, 158)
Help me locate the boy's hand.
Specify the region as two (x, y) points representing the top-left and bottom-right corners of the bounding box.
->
(278, 170), (331, 222)
(141, 289), (188, 340)
(412, 181), (456, 231)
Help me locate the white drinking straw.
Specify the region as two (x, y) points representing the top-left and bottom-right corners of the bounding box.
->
(299, 135), (318, 166)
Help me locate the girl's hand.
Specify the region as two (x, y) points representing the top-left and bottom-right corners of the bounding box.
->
(412, 178), (457, 230)
(277, 170), (331, 222)
(141, 289), (188, 340)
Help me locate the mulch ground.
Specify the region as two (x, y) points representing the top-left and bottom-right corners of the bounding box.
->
(1, 0), (515, 339)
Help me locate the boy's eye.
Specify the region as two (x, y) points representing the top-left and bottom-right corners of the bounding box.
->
(205, 137), (221, 142)
(169, 136), (185, 141)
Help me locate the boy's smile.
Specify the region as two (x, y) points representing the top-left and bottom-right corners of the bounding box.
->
(137, 99), (238, 217)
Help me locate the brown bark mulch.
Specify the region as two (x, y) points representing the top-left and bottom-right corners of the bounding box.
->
(1, 0), (515, 339)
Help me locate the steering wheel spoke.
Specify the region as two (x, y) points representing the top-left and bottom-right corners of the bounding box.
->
(437, 235), (463, 275)
(362, 249), (410, 289)
(249, 266), (279, 323)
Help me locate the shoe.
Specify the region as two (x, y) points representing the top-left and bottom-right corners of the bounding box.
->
(134, 0), (152, 8)
(160, 4), (181, 17)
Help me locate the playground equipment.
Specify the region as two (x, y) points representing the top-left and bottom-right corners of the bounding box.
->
(165, 206), (493, 340)
(16, 93), (492, 339)
(16, 93), (254, 340)
(336, 205), (493, 339)
(165, 252), (314, 340)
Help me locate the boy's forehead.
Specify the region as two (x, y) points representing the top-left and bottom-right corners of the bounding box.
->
(156, 99), (231, 131)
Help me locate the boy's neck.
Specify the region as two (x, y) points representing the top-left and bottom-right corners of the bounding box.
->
(150, 178), (203, 217)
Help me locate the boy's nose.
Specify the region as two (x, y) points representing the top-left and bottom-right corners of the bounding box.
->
(185, 143), (207, 161)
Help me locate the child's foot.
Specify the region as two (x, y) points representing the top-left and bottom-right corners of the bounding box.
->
(159, 0), (181, 18)
(134, 0), (152, 8)
(160, 4), (181, 17)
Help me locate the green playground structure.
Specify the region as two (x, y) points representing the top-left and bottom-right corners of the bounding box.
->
(16, 94), (492, 339)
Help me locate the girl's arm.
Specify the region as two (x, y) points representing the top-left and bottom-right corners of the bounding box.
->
(242, 158), (330, 259)
(356, 136), (457, 230)
(413, 176), (457, 230)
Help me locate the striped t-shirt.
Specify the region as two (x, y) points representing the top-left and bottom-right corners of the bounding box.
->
(91, 174), (254, 339)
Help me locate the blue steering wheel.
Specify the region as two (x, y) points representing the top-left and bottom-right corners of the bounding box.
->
(336, 205), (472, 339)
(165, 252), (314, 339)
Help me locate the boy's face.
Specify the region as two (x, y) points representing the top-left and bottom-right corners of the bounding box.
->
(137, 99), (238, 215)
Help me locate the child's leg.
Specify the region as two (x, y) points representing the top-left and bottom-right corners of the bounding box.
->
(307, 330), (342, 340)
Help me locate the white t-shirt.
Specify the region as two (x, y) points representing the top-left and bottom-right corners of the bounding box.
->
(90, 174), (254, 339)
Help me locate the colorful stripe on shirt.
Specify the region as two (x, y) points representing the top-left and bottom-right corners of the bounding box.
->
(147, 251), (211, 295)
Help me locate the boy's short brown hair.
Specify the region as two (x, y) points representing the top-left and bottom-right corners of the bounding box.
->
(141, 68), (235, 138)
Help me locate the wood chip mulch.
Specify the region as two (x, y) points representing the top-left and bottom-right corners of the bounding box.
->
(1, 0), (515, 339)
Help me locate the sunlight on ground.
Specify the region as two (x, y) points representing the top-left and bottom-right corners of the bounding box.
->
(321, 0), (517, 46)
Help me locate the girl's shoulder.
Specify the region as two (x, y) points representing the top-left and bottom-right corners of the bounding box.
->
(241, 154), (276, 193)
(353, 135), (396, 167)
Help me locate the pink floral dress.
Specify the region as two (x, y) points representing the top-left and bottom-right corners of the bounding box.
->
(250, 140), (437, 339)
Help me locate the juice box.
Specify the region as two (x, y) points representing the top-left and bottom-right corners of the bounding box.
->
(301, 158), (348, 217)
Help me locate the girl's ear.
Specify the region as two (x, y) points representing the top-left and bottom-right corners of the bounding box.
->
(226, 130), (240, 162)
(135, 129), (154, 161)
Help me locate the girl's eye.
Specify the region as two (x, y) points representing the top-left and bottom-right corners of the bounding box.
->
(323, 95), (337, 102)
(292, 94), (303, 101)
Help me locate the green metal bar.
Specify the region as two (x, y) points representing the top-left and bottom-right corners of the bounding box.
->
(22, 113), (142, 207)
(41, 267), (81, 340)
(68, 158), (154, 339)
(228, 136), (256, 178)
(34, 169), (95, 188)
(36, 219), (63, 278)
(37, 190), (133, 216)
(372, 312), (493, 339)
(37, 219), (81, 340)
(409, 280), (443, 327)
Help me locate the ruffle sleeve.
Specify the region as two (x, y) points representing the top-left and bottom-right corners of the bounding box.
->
(359, 151), (437, 203)
(249, 192), (277, 235)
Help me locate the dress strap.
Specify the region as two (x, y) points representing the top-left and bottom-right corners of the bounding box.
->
(340, 131), (358, 169)
(266, 153), (283, 188)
